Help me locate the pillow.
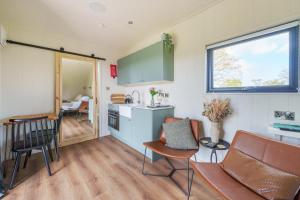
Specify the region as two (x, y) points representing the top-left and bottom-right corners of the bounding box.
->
(162, 118), (198, 150)
(80, 96), (90, 102)
(221, 148), (300, 200)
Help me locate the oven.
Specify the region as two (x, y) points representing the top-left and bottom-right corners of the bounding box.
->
(108, 109), (119, 131)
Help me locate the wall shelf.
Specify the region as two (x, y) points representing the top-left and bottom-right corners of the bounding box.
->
(268, 126), (300, 141)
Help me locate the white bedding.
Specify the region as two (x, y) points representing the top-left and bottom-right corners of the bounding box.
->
(62, 101), (81, 110)
(61, 96), (89, 111)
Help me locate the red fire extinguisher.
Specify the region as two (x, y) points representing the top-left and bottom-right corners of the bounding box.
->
(110, 64), (117, 78)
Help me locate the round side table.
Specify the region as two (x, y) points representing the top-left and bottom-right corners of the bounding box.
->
(199, 137), (230, 163)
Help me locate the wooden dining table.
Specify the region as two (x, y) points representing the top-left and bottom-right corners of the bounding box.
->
(0, 113), (57, 125)
(0, 112), (58, 192)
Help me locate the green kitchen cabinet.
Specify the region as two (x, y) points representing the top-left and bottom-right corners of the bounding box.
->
(109, 127), (119, 138)
(109, 105), (174, 161)
(117, 57), (131, 85)
(117, 41), (174, 85)
(131, 107), (174, 161)
(118, 116), (132, 144)
(143, 45), (163, 82)
(130, 108), (153, 158)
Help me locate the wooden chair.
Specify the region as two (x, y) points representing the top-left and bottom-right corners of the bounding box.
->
(142, 117), (201, 198)
(8, 116), (55, 189)
(77, 101), (89, 121)
(22, 110), (63, 169)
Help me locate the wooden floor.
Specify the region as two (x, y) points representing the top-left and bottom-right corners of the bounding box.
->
(3, 136), (221, 200)
(62, 115), (93, 139)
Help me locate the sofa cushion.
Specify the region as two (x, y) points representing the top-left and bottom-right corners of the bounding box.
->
(143, 141), (198, 159)
(221, 148), (300, 200)
(231, 131), (300, 177)
(191, 162), (265, 200)
(263, 141), (300, 177)
(162, 118), (198, 150)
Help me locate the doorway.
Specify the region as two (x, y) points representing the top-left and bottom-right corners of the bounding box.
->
(55, 53), (99, 146)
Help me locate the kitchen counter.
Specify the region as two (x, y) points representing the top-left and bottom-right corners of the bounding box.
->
(108, 103), (174, 161)
(110, 103), (174, 111)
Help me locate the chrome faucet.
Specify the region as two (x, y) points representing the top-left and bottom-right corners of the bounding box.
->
(131, 90), (141, 104)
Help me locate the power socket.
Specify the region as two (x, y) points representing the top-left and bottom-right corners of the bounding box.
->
(274, 111), (295, 121)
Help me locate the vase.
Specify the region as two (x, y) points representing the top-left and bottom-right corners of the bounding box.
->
(210, 121), (221, 143)
(150, 96), (155, 107)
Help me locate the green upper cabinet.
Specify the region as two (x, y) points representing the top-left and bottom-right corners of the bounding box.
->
(117, 56), (131, 85)
(117, 41), (174, 85)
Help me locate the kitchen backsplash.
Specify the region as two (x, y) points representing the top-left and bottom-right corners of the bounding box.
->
(124, 85), (171, 106)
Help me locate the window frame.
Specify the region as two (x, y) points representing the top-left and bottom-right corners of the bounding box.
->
(206, 22), (299, 93)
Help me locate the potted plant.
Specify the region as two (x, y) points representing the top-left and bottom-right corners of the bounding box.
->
(202, 98), (232, 144)
(161, 33), (173, 51)
(149, 87), (158, 107)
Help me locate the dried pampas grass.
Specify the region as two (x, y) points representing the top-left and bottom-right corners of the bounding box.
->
(202, 98), (232, 122)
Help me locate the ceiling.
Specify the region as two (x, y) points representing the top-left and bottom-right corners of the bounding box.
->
(0, 0), (222, 51)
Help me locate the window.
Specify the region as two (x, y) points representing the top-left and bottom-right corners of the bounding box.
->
(207, 21), (299, 93)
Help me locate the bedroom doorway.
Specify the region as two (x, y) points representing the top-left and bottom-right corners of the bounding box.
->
(55, 53), (99, 146)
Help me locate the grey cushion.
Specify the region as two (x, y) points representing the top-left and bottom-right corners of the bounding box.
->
(163, 118), (198, 150)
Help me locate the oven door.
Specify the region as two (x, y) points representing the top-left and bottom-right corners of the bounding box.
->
(108, 110), (119, 131)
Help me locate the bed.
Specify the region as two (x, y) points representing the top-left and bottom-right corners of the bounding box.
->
(61, 95), (90, 111)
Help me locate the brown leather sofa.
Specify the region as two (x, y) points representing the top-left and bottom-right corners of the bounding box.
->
(191, 130), (300, 200)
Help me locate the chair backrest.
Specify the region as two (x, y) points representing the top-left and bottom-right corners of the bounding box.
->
(79, 101), (89, 112)
(55, 110), (64, 132)
(159, 117), (201, 144)
(224, 130), (300, 200)
(9, 116), (55, 151)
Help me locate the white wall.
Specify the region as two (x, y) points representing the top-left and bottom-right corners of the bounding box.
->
(121, 0), (300, 162)
(0, 0), (125, 137)
(62, 59), (93, 100)
(0, 23), (124, 137)
(1, 0), (300, 163)
(99, 60), (124, 136)
(2, 45), (55, 117)
(0, 47), (3, 160)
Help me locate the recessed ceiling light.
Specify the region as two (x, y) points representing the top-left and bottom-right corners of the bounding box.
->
(98, 23), (105, 28)
(128, 21), (134, 25)
(89, 1), (106, 13)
